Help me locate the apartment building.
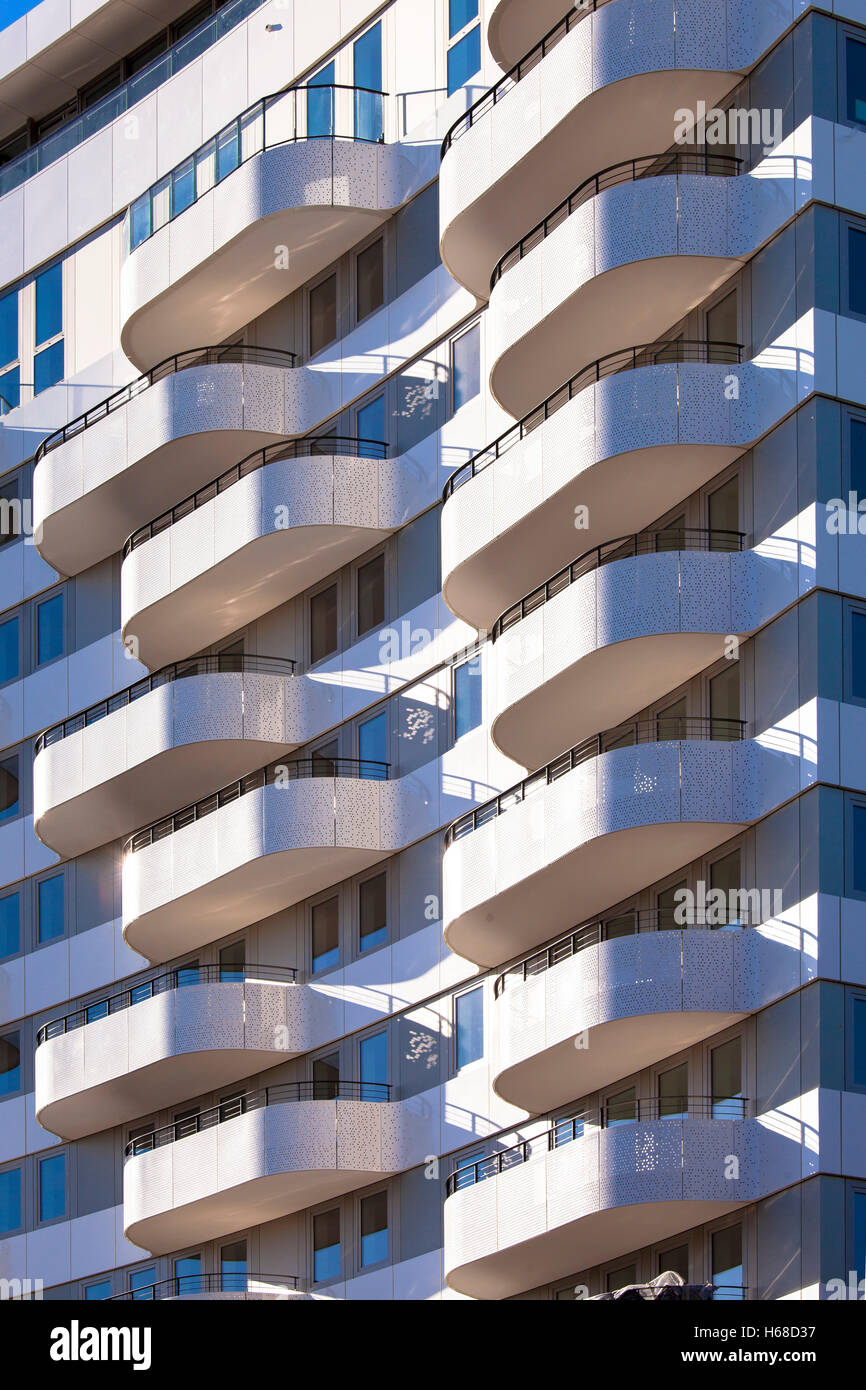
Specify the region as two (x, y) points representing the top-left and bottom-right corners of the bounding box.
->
(0, 0), (865, 1303)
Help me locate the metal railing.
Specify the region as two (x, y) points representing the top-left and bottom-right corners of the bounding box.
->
(490, 151), (742, 288)
(445, 714), (747, 846)
(36, 963), (298, 1046)
(442, 341), (743, 500)
(494, 909), (751, 997)
(128, 83), (387, 252)
(34, 345), (298, 463)
(0, 0), (271, 199)
(124, 1080), (392, 1157)
(121, 434), (388, 559)
(33, 653), (296, 756)
(446, 1097), (752, 1194)
(124, 754), (390, 854)
(441, 0), (615, 154)
(110, 1272), (302, 1301)
(492, 528), (746, 639)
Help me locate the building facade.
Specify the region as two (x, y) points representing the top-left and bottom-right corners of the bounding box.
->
(0, 0), (865, 1302)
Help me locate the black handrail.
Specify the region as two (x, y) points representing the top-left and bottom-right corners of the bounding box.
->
(492, 528), (746, 639)
(33, 346), (298, 462)
(444, 715), (747, 846)
(33, 654), (297, 756)
(446, 1096), (753, 1194)
(490, 151), (743, 288)
(494, 909), (752, 998)
(36, 963), (298, 1047)
(110, 1273), (302, 1300)
(442, 341), (743, 500)
(441, 0), (615, 154)
(124, 1080), (392, 1157)
(122, 435), (388, 559)
(124, 754), (390, 854)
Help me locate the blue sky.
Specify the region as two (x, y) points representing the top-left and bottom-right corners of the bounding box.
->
(0, 0), (41, 33)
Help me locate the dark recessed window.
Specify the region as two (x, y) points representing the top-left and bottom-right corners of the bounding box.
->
(357, 553), (385, 636)
(310, 274), (337, 355)
(0, 292), (16, 370)
(0, 480), (20, 548)
(854, 998), (866, 1088)
(0, 756), (19, 824)
(850, 227), (866, 317)
(360, 1191), (388, 1266)
(359, 873), (387, 953)
(848, 38), (866, 125)
(313, 1208), (340, 1282)
(853, 612), (866, 701)
(0, 891), (19, 958)
(452, 322), (480, 412)
(0, 1168), (21, 1235)
(851, 419), (866, 496)
(36, 593), (63, 664)
(84, 1281), (112, 1300)
(37, 873), (65, 944)
(0, 1032), (20, 1096)
(312, 896), (339, 972)
(854, 804), (866, 895)
(38, 1152), (66, 1222)
(310, 584), (338, 664)
(357, 239), (384, 321)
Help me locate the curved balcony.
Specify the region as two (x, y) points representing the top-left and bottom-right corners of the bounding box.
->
(121, 435), (391, 669)
(35, 964), (302, 1142)
(441, 346), (800, 630)
(489, 528), (800, 768)
(110, 1273), (306, 1301)
(487, 0), (594, 72)
(486, 151), (790, 417)
(123, 755), (391, 963)
(492, 911), (804, 1113)
(123, 1081), (397, 1254)
(120, 85), (426, 367)
(33, 345), (299, 577)
(440, 0), (751, 297)
(443, 1097), (796, 1299)
(443, 716), (805, 967)
(33, 655), (300, 859)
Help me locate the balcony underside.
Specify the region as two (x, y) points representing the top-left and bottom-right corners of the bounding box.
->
(487, 0), (572, 70)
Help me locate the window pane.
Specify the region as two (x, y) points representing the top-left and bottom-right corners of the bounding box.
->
(854, 998), (866, 1088)
(357, 553), (385, 635)
(313, 1209), (340, 1281)
(84, 1281), (112, 1299)
(848, 39), (866, 124)
(447, 24), (481, 96)
(221, 1239), (247, 1292)
(35, 263), (62, 346)
(310, 274), (337, 355)
(659, 1244), (690, 1280)
(312, 897), (339, 972)
(357, 394), (385, 454)
(454, 658), (482, 739)
(0, 1168), (21, 1234)
(657, 1061), (688, 1118)
(708, 475), (739, 539)
(310, 584), (337, 663)
(706, 290), (738, 346)
(129, 193), (151, 250)
(312, 1052), (339, 1098)
(710, 662), (740, 736)
(217, 124), (239, 181)
(851, 228), (866, 317)
(359, 873), (386, 953)
(359, 1031), (387, 1095)
(0, 618), (18, 681)
(0, 892), (19, 957)
(360, 1191), (388, 1266)
(712, 1224), (743, 1299)
(354, 23), (383, 141)
(853, 613), (866, 701)
(0, 1032), (20, 1096)
(174, 1254), (202, 1294)
(711, 1037), (742, 1117)
(852, 419), (866, 498)
(452, 322), (480, 411)
(357, 240), (384, 322)
(358, 710), (386, 776)
(171, 157), (195, 216)
(855, 1191), (866, 1284)
(34, 340), (64, 396)
(129, 1266), (157, 1300)
(710, 849), (741, 926)
(449, 0), (478, 38)
(0, 481), (19, 549)
(455, 986), (483, 1068)
(39, 1152), (66, 1221)
(0, 366), (20, 413)
(38, 874), (65, 943)
(307, 62), (335, 138)
(37, 593), (64, 664)
(607, 1263), (637, 1292)
(855, 805), (866, 894)
(218, 940), (244, 982)
(0, 757), (18, 823)
(0, 292), (16, 368)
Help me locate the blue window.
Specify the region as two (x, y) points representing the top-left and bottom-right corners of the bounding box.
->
(312, 897), (339, 972)
(0, 757), (18, 824)
(0, 1032), (20, 1096)
(0, 1168), (21, 1234)
(174, 1254), (202, 1295)
(360, 1191), (388, 1266)
(129, 194), (151, 251)
(854, 804), (866, 895)
(36, 592), (63, 664)
(455, 986), (483, 1068)
(854, 998), (866, 1088)
(452, 322), (480, 411)
(357, 394), (385, 455)
(84, 1281), (112, 1300)
(448, 24), (481, 96)
(0, 367), (20, 413)
(216, 124), (239, 181)
(853, 612), (866, 701)
(35, 263), (62, 347)
(0, 618), (18, 683)
(855, 1191), (866, 1283)
(0, 892), (19, 958)
(0, 292), (17, 368)
(851, 419), (866, 497)
(171, 157), (195, 217)
(850, 228), (866, 318)
(449, 0), (478, 39)
(454, 656), (482, 739)
(307, 61), (335, 139)
(37, 874), (65, 944)
(38, 1152), (66, 1222)
(129, 1266), (157, 1300)
(359, 872), (387, 953)
(358, 710), (386, 776)
(848, 39), (866, 125)
(359, 1030), (387, 1098)
(313, 1209), (340, 1282)
(353, 23), (383, 141)
(712, 1224), (744, 1300)
(34, 339), (64, 396)
(220, 1239), (247, 1292)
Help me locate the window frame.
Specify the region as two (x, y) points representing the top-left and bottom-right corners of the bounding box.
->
(453, 983), (485, 1072)
(0, 1027), (22, 1100)
(450, 319), (481, 415)
(34, 588), (65, 668)
(446, 0), (481, 97)
(310, 890), (341, 975)
(0, 1161), (23, 1237)
(308, 577), (340, 668)
(310, 1202), (342, 1286)
(357, 869), (388, 956)
(354, 546), (387, 641)
(36, 1148), (68, 1227)
(847, 990), (866, 1093)
(308, 269), (339, 357)
(452, 651), (483, 742)
(355, 235), (385, 325)
(0, 884), (21, 961)
(356, 1185), (390, 1272)
(847, 796), (866, 900)
(34, 868), (67, 948)
(842, 215), (866, 323)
